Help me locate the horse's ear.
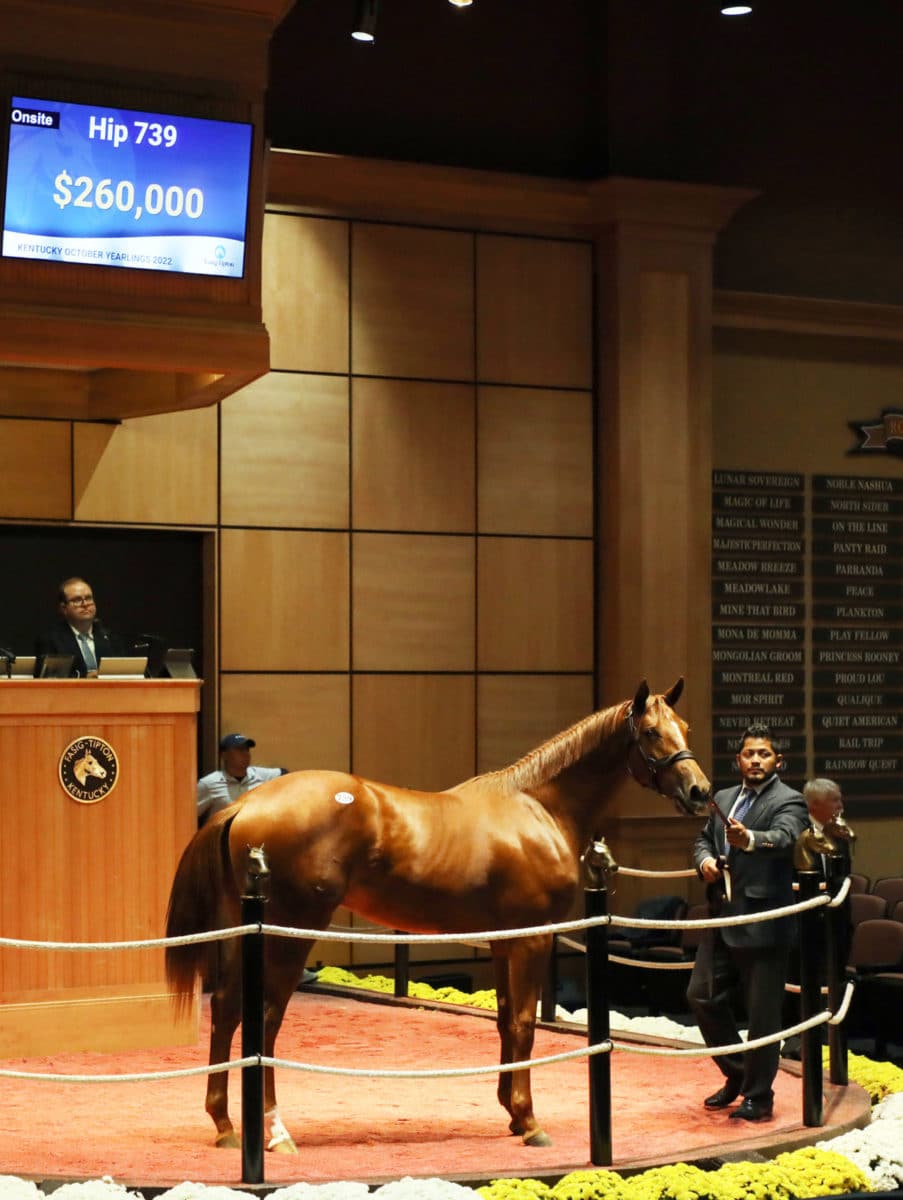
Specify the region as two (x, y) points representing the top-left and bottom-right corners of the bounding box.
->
(631, 680), (650, 717)
(663, 677), (685, 709)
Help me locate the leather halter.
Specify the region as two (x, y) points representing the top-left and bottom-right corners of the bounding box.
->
(626, 706), (697, 795)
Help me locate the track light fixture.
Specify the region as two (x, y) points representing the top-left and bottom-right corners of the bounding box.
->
(352, 0), (378, 43)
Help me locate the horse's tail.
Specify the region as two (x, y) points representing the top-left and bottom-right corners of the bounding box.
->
(165, 807), (239, 1014)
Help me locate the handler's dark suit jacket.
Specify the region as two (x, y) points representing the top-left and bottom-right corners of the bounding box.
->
(693, 774), (808, 949)
(36, 620), (126, 678)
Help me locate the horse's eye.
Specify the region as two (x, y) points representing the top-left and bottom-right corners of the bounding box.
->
(644, 727), (661, 741)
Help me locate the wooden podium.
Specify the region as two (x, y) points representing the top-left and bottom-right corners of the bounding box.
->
(0, 679), (201, 1055)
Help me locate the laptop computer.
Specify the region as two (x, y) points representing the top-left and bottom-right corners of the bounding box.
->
(6, 655), (37, 678)
(40, 654), (76, 679)
(96, 656), (148, 679)
(163, 648), (197, 679)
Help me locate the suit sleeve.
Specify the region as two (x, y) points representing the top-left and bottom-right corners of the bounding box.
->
(752, 790), (808, 854)
(692, 813), (719, 873)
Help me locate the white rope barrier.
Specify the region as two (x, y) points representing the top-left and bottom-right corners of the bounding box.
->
(0, 868), (858, 1091)
(616, 866), (697, 879)
(0, 982), (856, 1084)
(609, 954), (693, 971)
(830, 875), (852, 906)
(612, 1011), (832, 1059)
(0, 927), (259, 952)
(0, 875), (849, 954)
(264, 1041), (615, 1079)
(0, 1058), (256, 1083)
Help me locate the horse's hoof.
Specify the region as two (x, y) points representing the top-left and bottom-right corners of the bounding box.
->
(268, 1136), (298, 1155)
(523, 1129), (553, 1148)
(215, 1132), (240, 1149)
(265, 1110), (298, 1153)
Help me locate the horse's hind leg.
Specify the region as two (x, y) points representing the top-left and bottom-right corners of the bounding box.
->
(207, 939), (242, 1148)
(492, 934), (554, 1148)
(259, 935), (316, 1154)
(491, 951), (516, 1127)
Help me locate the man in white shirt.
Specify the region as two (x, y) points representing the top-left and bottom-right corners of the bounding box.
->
(196, 737), (318, 986)
(196, 733), (286, 825)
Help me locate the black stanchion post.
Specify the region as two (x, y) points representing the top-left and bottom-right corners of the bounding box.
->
(583, 839), (616, 1166)
(796, 872), (824, 1127)
(241, 847), (270, 1185)
(394, 936), (409, 999)
(823, 861), (848, 1086)
(541, 935), (558, 1024)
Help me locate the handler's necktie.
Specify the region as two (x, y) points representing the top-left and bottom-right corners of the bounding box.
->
(78, 633), (97, 672)
(732, 786), (756, 825)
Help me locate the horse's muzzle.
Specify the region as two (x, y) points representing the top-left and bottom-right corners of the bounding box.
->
(674, 782), (711, 817)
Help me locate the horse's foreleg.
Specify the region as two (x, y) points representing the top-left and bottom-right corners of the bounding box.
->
(259, 937), (316, 1154)
(495, 934), (554, 1147)
(207, 942), (242, 1148)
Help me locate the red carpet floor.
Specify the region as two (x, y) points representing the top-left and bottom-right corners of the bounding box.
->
(0, 991), (869, 1191)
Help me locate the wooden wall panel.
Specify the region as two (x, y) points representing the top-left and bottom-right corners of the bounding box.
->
(352, 533), (475, 671)
(476, 235), (593, 388)
(595, 230), (715, 783)
(714, 330), (903, 474)
(476, 673), (595, 774)
(0, 419), (71, 519)
(262, 214), (349, 373)
(220, 529), (349, 670)
(478, 385), (593, 535)
(352, 378), (475, 532)
(478, 537), (594, 671)
(221, 372), (349, 528)
(352, 674), (475, 791)
(351, 224), (475, 380)
(73, 408), (218, 525)
(351, 672), (476, 965)
(219, 672), (350, 775)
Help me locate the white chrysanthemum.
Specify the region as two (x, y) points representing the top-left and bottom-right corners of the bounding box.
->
(873, 1090), (903, 1122)
(157, 1185), (255, 1200)
(372, 1178), (478, 1199)
(0, 1177), (44, 1200)
(817, 1096), (903, 1192)
(269, 1183), (370, 1200)
(47, 1180), (142, 1200)
(609, 1012), (707, 1043)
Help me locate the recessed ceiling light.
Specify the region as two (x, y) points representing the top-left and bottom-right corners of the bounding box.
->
(721, 5), (752, 13)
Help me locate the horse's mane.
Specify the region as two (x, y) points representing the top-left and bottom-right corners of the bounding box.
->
(476, 699), (630, 795)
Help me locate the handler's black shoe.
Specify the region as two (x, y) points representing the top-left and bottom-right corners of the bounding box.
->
(729, 1096), (774, 1122)
(703, 1078), (742, 1109)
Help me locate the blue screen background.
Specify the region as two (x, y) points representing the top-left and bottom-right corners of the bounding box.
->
(4, 97), (252, 245)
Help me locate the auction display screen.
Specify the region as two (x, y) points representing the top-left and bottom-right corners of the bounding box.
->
(2, 97), (253, 278)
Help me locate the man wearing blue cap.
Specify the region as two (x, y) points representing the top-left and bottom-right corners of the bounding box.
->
(196, 736), (318, 987)
(196, 733), (287, 825)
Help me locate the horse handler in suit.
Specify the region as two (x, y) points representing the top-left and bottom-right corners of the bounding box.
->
(687, 721), (808, 1122)
(35, 576), (125, 677)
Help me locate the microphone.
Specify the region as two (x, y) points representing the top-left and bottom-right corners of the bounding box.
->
(0, 645), (15, 662)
